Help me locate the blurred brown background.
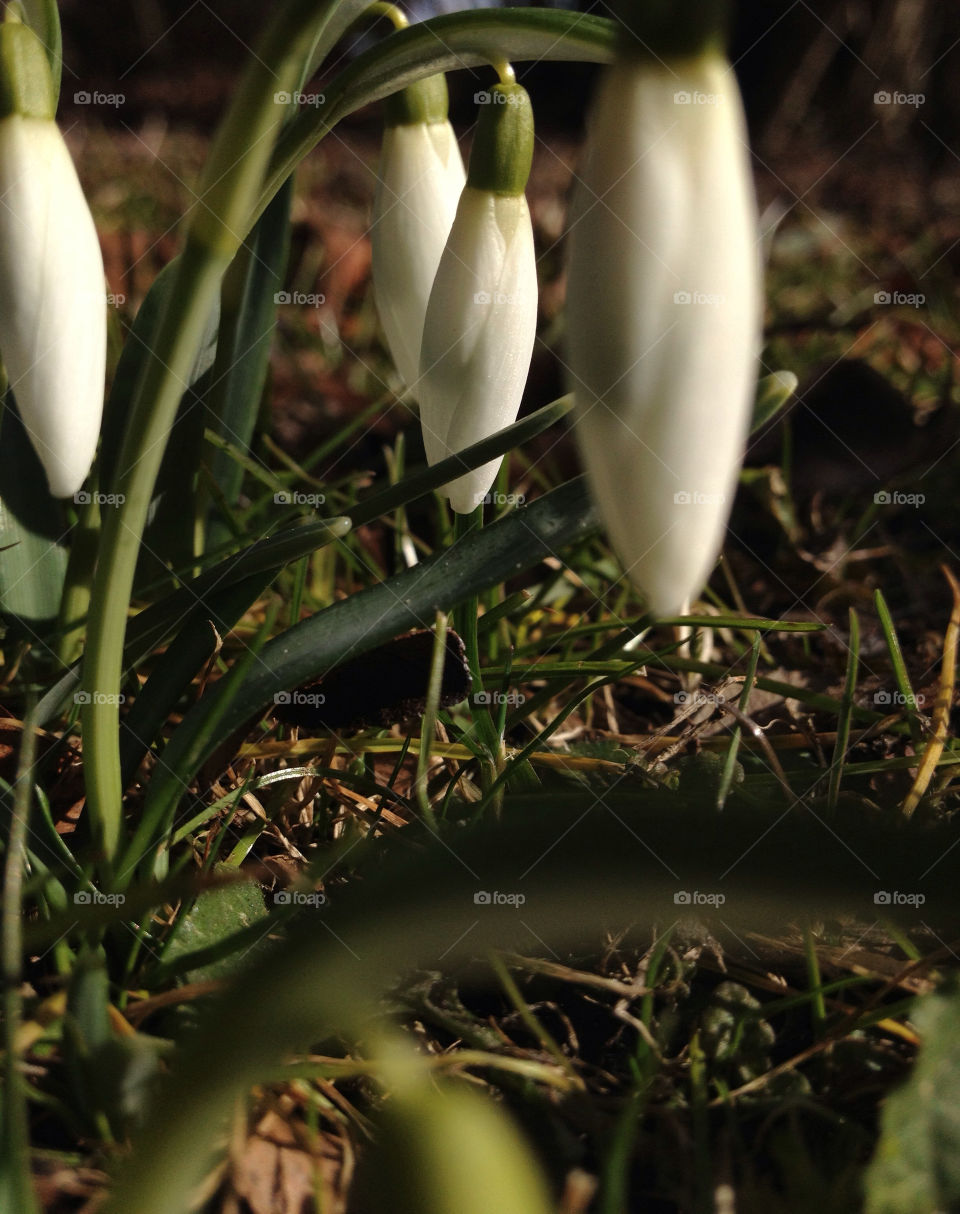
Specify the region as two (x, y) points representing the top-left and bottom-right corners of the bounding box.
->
(57, 0), (960, 157)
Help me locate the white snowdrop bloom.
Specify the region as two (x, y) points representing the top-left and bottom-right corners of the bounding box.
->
(566, 48), (760, 616)
(0, 22), (106, 498)
(418, 81), (537, 514)
(371, 74), (465, 399)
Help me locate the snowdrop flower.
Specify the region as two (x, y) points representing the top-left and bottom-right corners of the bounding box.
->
(0, 20), (106, 498)
(371, 74), (465, 398)
(566, 38), (760, 616)
(418, 80), (537, 513)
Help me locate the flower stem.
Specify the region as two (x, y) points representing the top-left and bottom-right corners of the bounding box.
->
(453, 508), (503, 798)
(80, 0), (367, 870)
(365, 1), (408, 30)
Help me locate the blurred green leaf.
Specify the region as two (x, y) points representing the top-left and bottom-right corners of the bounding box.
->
(358, 1062), (554, 1214)
(751, 369), (798, 435)
(161, 867), (269, 983)
(62, 946), (114, 1135)
(0, 392), (68, 633)
(865, 982), (960, 1213)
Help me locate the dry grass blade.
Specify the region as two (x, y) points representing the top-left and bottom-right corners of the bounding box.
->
(902, 565), (960, 818)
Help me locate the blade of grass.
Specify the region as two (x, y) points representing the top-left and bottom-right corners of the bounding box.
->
(118, 599), (281, 886)
(803, 928), (827, 1036)
(488, 952), (582, 1087)
(0, 699), (40, 1214)
(874, 588), (923, 746)
(347, 395), (573, 530)
(414, 613), (449, 832)
(118, 572), (274, 786)
(205, 179), (292, 551)
(903, 565), (960, 818)
(716, 636), (761, 810)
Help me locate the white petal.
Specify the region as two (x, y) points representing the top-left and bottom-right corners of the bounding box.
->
(566, 55), (761, 616)
(418, 188), (538, 513)
(0, 117), (106, 498)
(371, 121), (465, 398)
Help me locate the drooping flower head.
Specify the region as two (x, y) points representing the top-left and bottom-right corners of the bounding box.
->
(418, 77), (538, 513)
(566, 4), (761, 616)
(0, 18), (106, 498)
(371, 73), (465, 399)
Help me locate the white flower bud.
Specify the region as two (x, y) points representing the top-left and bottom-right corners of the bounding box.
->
(417, 82), (537, 514)
(371, 78), (465, 399)
(566, 52), (761, 616)
(0, 24), (106, 499)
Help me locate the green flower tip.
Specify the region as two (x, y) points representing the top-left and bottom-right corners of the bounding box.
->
(384, 73), (449, 127)
(0, 20), (55, 120)
(466, 82), (534, 197)
(613, 0), (732, 59)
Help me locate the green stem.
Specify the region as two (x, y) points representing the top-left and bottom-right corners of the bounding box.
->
(414, 612), (447, 831)
(80, 0), (368, 868)
(56, 495), (100, 666)
(82, 251), (227, 867)
(1, 699), (40, 1214)
(366, 1), (408, 29)
(827, 607), (860, 810)
(454, 508), (502, 788)
(250, 10), (617, 236)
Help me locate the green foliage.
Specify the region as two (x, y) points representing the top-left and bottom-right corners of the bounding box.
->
(0, 394), (68, 631)
(161, 868), (270, 983)
(865, 982), (960, 1213)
